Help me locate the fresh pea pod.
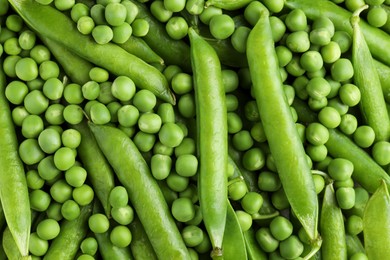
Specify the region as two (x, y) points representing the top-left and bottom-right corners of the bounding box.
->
(222, 201), (247, 260)
(89, 123), (191, 260)
(72, 120), (116, 217)
(2, 227), (22, 260)
(44, 203), (92, 260)
(363, 180), (390, 259)
(118, 36), (164, 65)
(346, 234), (365, 258)
(375, 59), (390, 103)
(9, 0), (175, 104)
(246, 5), (320, 248)
(351, 6), (390, 141)
(95, 230), (134, 260)
(320, 183), (347, 260)
(0, 59), (31, 257)
(189, 27), (228, 258)
(284, 0), (390, 68)
(129, 217), (158, 260)
(205, 0), (254, 10)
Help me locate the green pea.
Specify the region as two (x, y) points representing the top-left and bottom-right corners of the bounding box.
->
(29, 233), (49, 256)
(5, 81), (27, 105)
(285, 9), (307, 32)
(350, 252), (368, 260)
(209, 14), (235, 40)
(166, 171), (189, 192)
(72, 184), (94, 206)
(80, 237), (98, 256)
(92, 25), (114, 44)
(271, 188), (290, 210)
(328, 158), (354, 182)
(336, 187), (355, 210)
(346, 215), (363, 235)
(331, 58), (354, 82)
(63, 104), (84, 125)
(172, 197), (195, 222)
(117, 104), (139, 127)
(228, 180), (247, 201)
(77, 16), (95, 35)
(305, 122), (329, 146)
(63, 83), (84, 104)
(353, 125), (376, 148)
(175, 154), (198, 177)
(275, 45), (293, 67)
(110, 225), (132, 248)
(37, 155), (61, 181)
(36, 218), (60, 240)
(232, 130), (254, 151)
(256, 227), (279, 253)
(5, 14), (24, 32)
(242, 147), (265, 171)
(181, 225), (204, 247)
(372, 141), (390, 166)
(269, 16), (286, 43)
(270, 216), (293, 241)
(241, 192), (263, 215)
(306, 77), (331, 100)
(279, 235), (304, 259)
(226, 94), (239, 112)
(90, 102), (111, 125)
(300, 50), (323, 73)
(236, 210), (252, 232)
(105, 3), (127, 26)
(133, 89), (157, 112)
(178, 93), (196, 118)
(109, 186), (129, 208)
(164, 0), (186, 12)
(21, 114), (44, 138)
(286, 31), (310, 53)
(131, 18), (149, 37)
(110, 205), (134, 227)
(339, 113), (358, 135)
(150, 0), (172, 22)
(46, 202), (63, 221)
(171, 72), (192, 95)
(258, 171), (281, 192)
(89, 213), (110, 234)
(339, 83), (361, 107)
(15, 57), (38, 81)
(312, 174), (325, 194)
(50, 179), (73, 203)
(321, 41), (341, 64)
(64, 165), (87, 188)
(54, 0), (75, 11)
(367, 6), (388, 28)
(26, 169), (45, 190)
(166, 16), (188, 40)
(53, 146), (76, 171)
(159, 122), (184, 148)
(332, 30), (352, 53)
(42, 78), (63, 101)
(30, 44), (51, 64)
(122, 0), (138, 24)
(318, 106), (341, 129)
(61, 199), (81, 221)
(30, 189), (51, 212)
(231, 26), (251, 53)
(98, 82), (117, 104)
(312, 16), (335, 37)
(286, 55), (306, 77)
(19, 138), (45, 165)
(70, 3), (89, 22)
(309, 28), (331, 46)
(18, 29), (36, 50)
(306, 144), (328, 162)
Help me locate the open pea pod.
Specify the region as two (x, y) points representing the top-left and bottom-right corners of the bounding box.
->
(221, 201), (247, 260)
(363, 180), (390, 259)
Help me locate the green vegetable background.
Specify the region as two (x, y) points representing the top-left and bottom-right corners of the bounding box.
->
(0, 0), (390, 259)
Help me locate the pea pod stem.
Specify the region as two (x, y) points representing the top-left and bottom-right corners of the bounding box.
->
(9, 0), (175, 104)
(88, 123), (191, 260)
(0, 60), (31, 257)
(188, 27), (228, 257)
(246, 6), (320, 244)
(363, 180), (390, 259)
(284, 0), (390, 68)
(351, 5), (390, 141)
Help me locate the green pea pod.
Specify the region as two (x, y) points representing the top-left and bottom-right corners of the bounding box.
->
(351, 6), (390, 141)
(246, 5), (320, 247)
(129, 217), (158, 260)
(40, 36), (93, 85)
(243, 229), (267, 260)
(88, 123), (191, 260)
(43, 203), (92, 260)
(72, 120), (116, 217)
(8, 0), (175, 104)
(320, 183), (347, 260)
(118, 36), (165, 65)
(380, 4), (390, 35)
(222, 201), (247, 260)
(204, 37), (249, 68)
(363, 180), (390, 259)
(292, 98), (390, 193)
(0, 59), (31, 257)
(95, 231), (134, 260)
(129, 0), (192, 72)
(284, 0), (390, 68)
(205, 0), (254, 10)
(374, 59), (390, 103)
(346, 234), (365, 258)
(188, 27), (228, 258)
(2, 227), (22, 260)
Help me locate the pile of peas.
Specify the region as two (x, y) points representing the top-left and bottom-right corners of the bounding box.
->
(1, 0), (390, 259)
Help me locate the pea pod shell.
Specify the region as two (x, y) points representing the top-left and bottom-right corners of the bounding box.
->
(351, 8), (390, 141)
(0, 60), (31, 257)
(205, 0), (254, 10)
(89, 123), (191, 260)
(9, 0), (175, 104)
(363, 180), (390, 259)
(189, 27), (228, 254)
(243, 229), (267, 260)
(129, 217), (158, 260)
(320, 183), (347, 260)
(246, 7), (319, 241)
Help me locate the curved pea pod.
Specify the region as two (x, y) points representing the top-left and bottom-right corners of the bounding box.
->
(129, 0), (192, 72)
(243, 229), (267, 260)
(88, 123), (191, 260)
(118, 36), (165, 65)
(222, 201), (247, 260)
(189, 27), (228, 257)
(43, 203), (92, 260)
(129, 217), (158, 260)
(363, 180), (390, 259)
(0, 60), (31, 257)
(320, 183), (347, 260)
(72, 120), (116, 217)
(204, 37), (249, 68)
(9, 0), (175, 104)
(284, 0), (390, 68)
(246, 5), (320, 246)
(351, 6), (390, 142)
(374, 59), (390, 103)
(205, 0), (254, 10)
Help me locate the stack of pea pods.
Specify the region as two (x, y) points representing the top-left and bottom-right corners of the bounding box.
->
(1, 0), (390, 259)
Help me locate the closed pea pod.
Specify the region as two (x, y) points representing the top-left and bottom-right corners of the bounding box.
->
(205, 0), (254, 10)
(246, 3), (320, 252)
(350, 6), (390, 142)
(363, 180), (390, 259)
(320, 183), (347, 260)
(188, 27), (228, 258)
(129, 217), (158, 260)
(89, 123), (191, 259)
(0, 60), (30, 257)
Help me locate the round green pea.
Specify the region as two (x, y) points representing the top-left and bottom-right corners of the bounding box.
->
(54, 147), (76, 171)
(181, 225), (204, 247)
(270, 216), (293, 241)
(19, 138), (45, 165)
(29, 233), (49, 256)
(353, 125), (376, 148)
(209, 14), (235, 40)
(111, 205), (134, 225)
(110, 225), (132, 248)
(171, 197), (195, 222)
(36, 219), (61, 240)
(89, 213), (110, 234)
(5, 80), (29, 105)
